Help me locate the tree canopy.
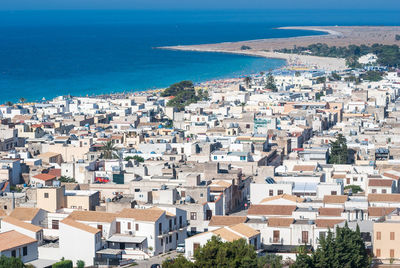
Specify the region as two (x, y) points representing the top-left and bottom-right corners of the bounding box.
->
(0, 256), (24, 268)
(162, 236), (282, 268)
(162, 81), (208, 111)
(328, 134), (348, 164)
(291, 225), (369, 268)
(265, 73), (277, 92)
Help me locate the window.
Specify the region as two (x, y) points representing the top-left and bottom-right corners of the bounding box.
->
(23, 246), (27, 256)
(213, 156), (217, 160)
(319, 232), (326, 241)
(52, 220), (59, 230)
(136, 224), (139, 231)
(390, 249), (395, 258)
(382, 189), (387, 194)
(190, 212), (197, 220)
(277, 190), (283, 195)
(128, 222), (131, 230)
(331, 191), (337, 195)
(193, 243), (200, 253)
(159, 223), (162, 234)
(372, 189), (377, 193)
(12, 250), (16, 257)
(269, 190), (273, 196)
(390, 232), (395, 240)
(240, 156), (246, 161)
(169, 235), (172, 243)
(176, 233), (179, 241)
(200, 193), (203, 197)
(376, 231), (381, 240)
(161, 238), (163, 246)
(246, 124), (250, 129)
(376, 249), (381, 257)
(97, 225), (103, 233)
(44, 193), (49, 198)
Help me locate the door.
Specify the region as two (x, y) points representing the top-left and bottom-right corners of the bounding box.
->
(193, 243), (200, 253)
(273, 230), (280, 243)
(116, 221), (121, 234)
(206, 210), (212, 221)
(302, 231), (309, 244)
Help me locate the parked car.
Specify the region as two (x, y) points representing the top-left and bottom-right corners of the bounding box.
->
(176, 243), (185, 253)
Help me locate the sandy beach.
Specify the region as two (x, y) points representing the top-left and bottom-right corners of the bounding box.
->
(159, 26), (400, 71)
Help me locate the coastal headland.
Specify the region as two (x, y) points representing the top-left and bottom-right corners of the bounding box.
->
(160, 26), (400, 71)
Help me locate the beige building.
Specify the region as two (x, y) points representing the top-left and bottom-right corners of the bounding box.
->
(374, 214), (400, 263)
(36, 186), (100, 212)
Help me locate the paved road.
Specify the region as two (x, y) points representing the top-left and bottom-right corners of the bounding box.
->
(135, 251), (180, 268)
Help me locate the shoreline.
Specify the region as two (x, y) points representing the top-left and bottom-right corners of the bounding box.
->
(158, 26), (400, 71)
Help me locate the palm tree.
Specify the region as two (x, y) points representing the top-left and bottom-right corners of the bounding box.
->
(244, 76), (251, 87)
(19, 97), (26, 104)
(5, 101), (13, 107)
(101, 141), (118, 159)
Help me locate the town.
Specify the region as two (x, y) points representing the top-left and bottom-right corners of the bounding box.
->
(0, 56), (400, 267)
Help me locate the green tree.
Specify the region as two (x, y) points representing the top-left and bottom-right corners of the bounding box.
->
(162, 255), (195, 268)
(257, 254), (283, 268)
(52, 259), (73, 268)
(328, 134), (348, 164)
(76, 260), (85, 268)
(316, 77), (326, 84)
(344, 185), (363, 194)
(330, 72), (341, 81)
(5, 101), (13, 107)
(265, 72), (277, 92)
(101, 141), (118, 159)
(244, 76), (252, 87)
(292, 225), (369, 268)
(290, 246), (314, 268)
(0, 255), (24, 268)
(58, 176), (76, 183)
(19, 97), (26, 104)
(124, 155), (145, 163)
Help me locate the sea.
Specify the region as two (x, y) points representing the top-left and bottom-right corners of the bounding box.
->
(0, 9), (399, 103)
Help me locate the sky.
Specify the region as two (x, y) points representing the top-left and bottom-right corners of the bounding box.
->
(1, 0), (399, 10)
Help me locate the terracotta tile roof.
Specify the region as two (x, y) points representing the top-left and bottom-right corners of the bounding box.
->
(383, 172), (400, 180)
(209, 216), (247, 226)
(268, 217), (294, 227)
(148, 207), (175, 217)
(0, 230), (37, 251)
(9, 207), (40, 222)
(209, 180), (232, 188)
(248, 205), (296, 216)
(68, 211), (117, 223)
(368, 194), (400, 202)
(292, 165), (316, 172)
(61, 218), (100, 234)
(2, 216), (42, 232)
(0, 209), (6, 217)
(212, 227), (242, 242)
(315, 219), (345, 228)
(260, 194), (304, 204)
(368, 207), (397, 217)
(32, 173), (57, 181)
(332, 174), (346, 179)
(228, 223), (259, 238)
(323, 195), (348, 204)
(48, 168), (61, 177)
(318, 208), (344, 217)
(118, 208), (164, 222)
(368, 179), (393, 187)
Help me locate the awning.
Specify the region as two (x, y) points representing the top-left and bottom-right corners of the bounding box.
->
(107, 235), (147, 244)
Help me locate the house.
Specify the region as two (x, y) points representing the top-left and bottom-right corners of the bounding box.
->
(9, 207), (47, 225)
(367, 179), (396, 194)
(59, 218), (102, 266)
(0, 230), (38, 263)
(185, 223), (260, 258)
(373, 214), (400, 263)
(1, 216), (44, 245)
(30, 173), (57, 187)
(67, 210), (117, 239)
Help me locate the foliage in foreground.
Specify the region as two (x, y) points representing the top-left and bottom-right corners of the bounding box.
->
(291, 224), (369, 268)
(163, 225), (368, 268)
(0, 256), (24, 268)
(124, 155), (145, 163)
(162, 236), (282, 268)
(52, 259), (73, 268)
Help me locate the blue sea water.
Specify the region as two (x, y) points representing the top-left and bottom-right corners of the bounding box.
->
(0, 9), (399, 102)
